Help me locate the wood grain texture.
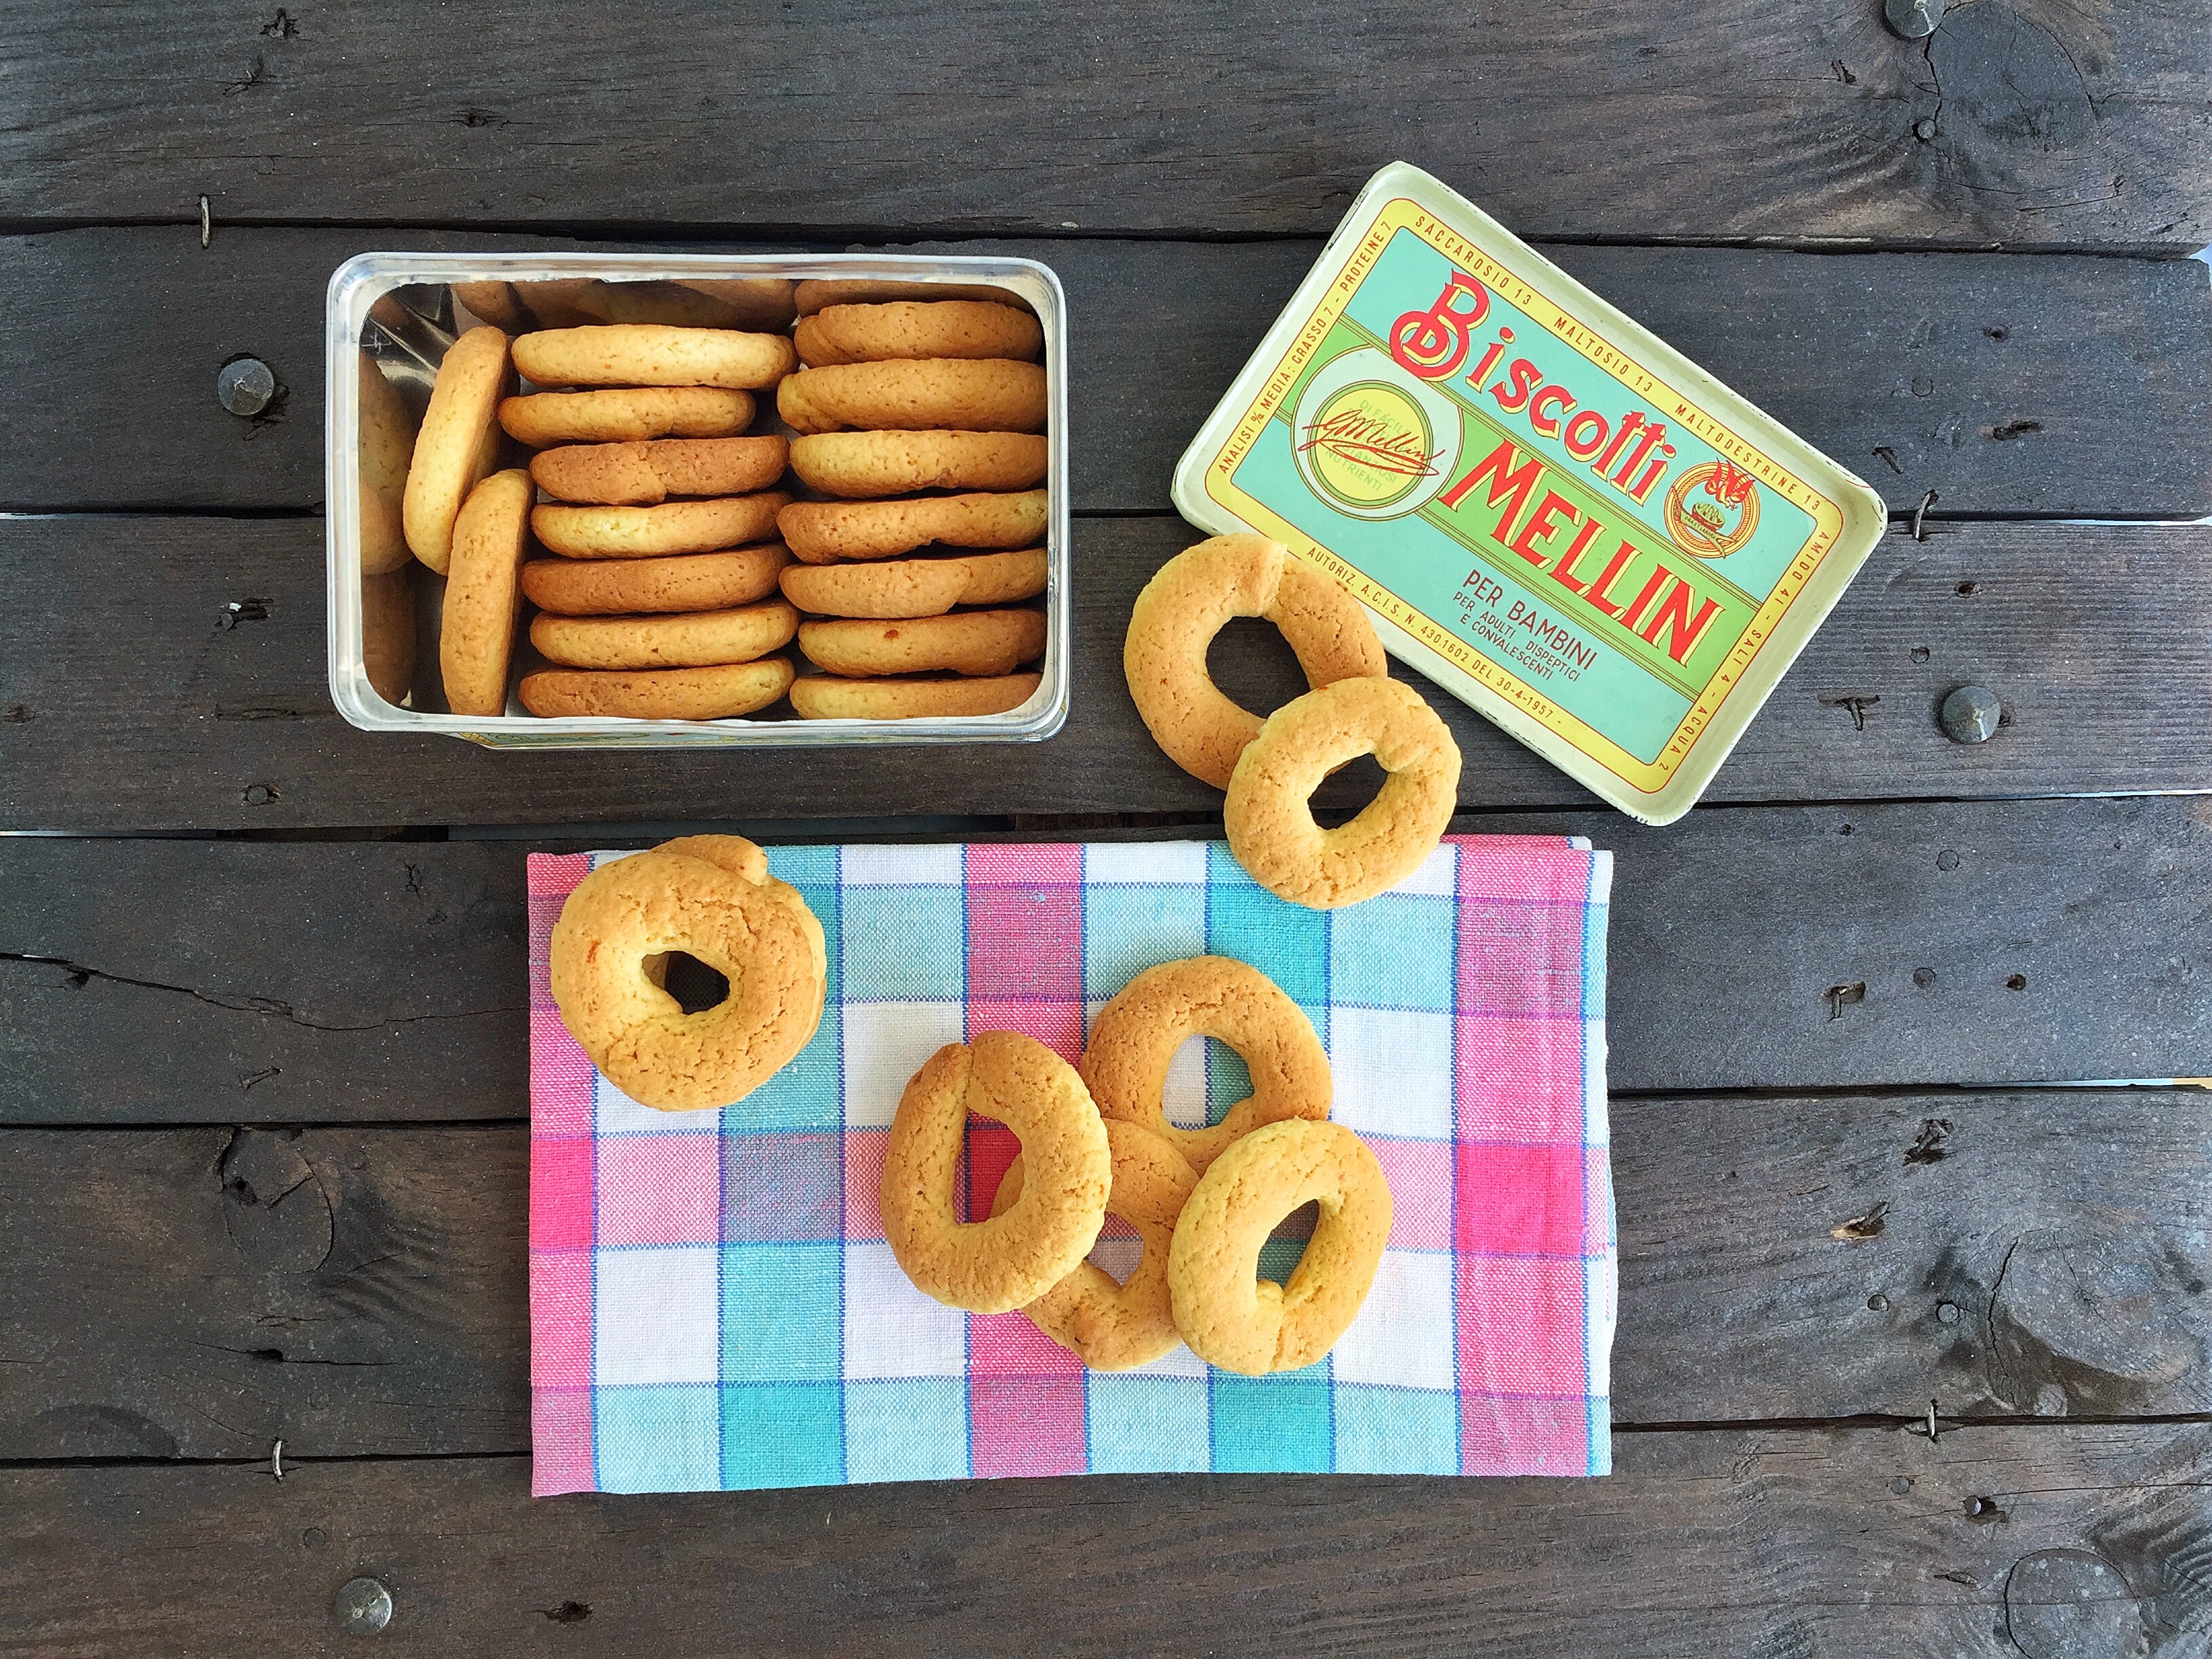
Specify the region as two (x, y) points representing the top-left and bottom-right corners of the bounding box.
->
(0, 799), (2204, 1128)
(3, 1092), (2201, 1460)
(1, 516), (2208, 829)
(5, 228), (2207, 517)
(5, 1425), (2210, 1657)
(1, 1), (2204, 247)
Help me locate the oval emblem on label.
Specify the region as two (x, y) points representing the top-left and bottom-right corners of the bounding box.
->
(1292, 347), (1463, 521)
(1664, 460), (1761, 558)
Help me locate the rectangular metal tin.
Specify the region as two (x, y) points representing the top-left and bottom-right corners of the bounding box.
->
(327, 251), (1069, 749)
(1172, 163), (1885, 824)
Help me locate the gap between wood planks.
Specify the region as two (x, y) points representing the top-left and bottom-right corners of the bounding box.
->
(6, 211), (2207, 261)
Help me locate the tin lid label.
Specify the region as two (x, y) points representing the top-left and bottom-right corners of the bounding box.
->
(1192, 190), (1868, 803)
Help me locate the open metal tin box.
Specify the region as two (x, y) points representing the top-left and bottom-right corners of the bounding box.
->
(326, 252), (1069, 748)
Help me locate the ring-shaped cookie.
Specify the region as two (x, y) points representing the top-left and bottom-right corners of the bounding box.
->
(438, 469), (535, 716)
(880, 1031), (1111, 1313)
(531, 436), (790, 507)
(788, 430), (1046, 499)
(522, 544), (789, 616)
(795, 300), (1044, 367)
(779, 548), (1046, 619)
(1080, 955), (1332, 1173)
(1124, 534), (1387, 789)
(1223, 676), (1462, 909)
(548, 839), (828, 1113)
(786, 672), (1040, 721)
(1166, 1120), (1392, 1375)
(403, 325), (513, 574)
(777, 359), (1046, 435)
(512, 325), (798, 391)
(992, 1120), (1199, 1370)
(794, 279), (1023, 316)
(796, 609), (1044, 678)
(529, 599), (800, 671)
(779, 491), (1047, 565)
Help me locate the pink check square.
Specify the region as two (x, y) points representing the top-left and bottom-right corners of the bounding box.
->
(596, 1134), (722, 1246)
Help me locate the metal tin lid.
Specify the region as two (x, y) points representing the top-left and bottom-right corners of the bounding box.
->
(1173, 163), (1887, 825)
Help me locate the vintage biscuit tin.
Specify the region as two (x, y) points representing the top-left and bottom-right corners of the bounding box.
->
(1173, 163), (1886, 824)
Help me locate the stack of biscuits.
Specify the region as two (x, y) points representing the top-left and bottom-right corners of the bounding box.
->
(775, 282), (1050, 720)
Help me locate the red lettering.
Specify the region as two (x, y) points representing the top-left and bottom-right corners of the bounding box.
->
(1582, 541), (1639, 617)
(1507, 491), (1579, 567)
(1490, 358), (1541, 414)
(1617, 565), (1675, 634)
(1637, 579), (1723, 662)
(1528, 384), (1576, 438)
(1438, 438), (1545, 548)
(1388, 273), (1489, 380)
(1549, 519), (1603, 592)
(1562, 408), (1610, 461)
(1463, 340), (1507, 398)
(1593, 410), (1642, 479)
(1628, 443), (1675, 504)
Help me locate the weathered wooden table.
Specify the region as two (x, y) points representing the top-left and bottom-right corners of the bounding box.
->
(3, 5), (2209, 1654)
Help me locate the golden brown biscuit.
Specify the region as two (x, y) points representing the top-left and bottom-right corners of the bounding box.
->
(499, 386), (754, 447)
(1167, 1120), (1391, 1376)
(449, 280), (529, 330)
(361, 568), (416, 707)
(530, 436), (789, 506)
(522, 544), (789, 616)
(1224, 676), (1462, 909)
(529, 599), (800, 671)
(512, 325), (798, 391)
(1080, 956), (1332, 1173)
(1125, 533), (1389, 789)
(518, 658), (796, 720)
(779, 548), (1046, 619)
(787, 430), (1046, 499)
(992, 1120), (1200, 1370)
(403, 325), (513, 574)
(779, 490), (1047, 565)
(796, 300), (1044, 367)
(358, 351), (419, 575)
(880, 1031), (1111, 1313)
(778, 359), (1046, 435)
(512, 278), (796, 331)
(438, 470), (535, 717)
(532, 493), (792, 559)
(795, 279), (1025, 316)
(787, 673), (1041, 720)
(548, 840), (827, 1113)
(796, 608), (1044, 678)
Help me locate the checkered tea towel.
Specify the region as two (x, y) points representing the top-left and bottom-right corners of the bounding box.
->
(529, 836), (1614, 1494)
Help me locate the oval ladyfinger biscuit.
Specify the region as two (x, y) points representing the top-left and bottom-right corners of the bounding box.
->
(533, 493), (792, 560)
(777, 359), (1046, 436)
(361, 568), (416, 707)
(511, 279), (796, 331)
(512, 325), (798, 391)
(439, 470), (535, 717)
(358, 350), (419, 575)
(787, 672), (1040, 720)
(794, 279), (1027, 316)
(797, 608), (1045, 678)
(450, 280), (529, 330)
(519, 658), (796, 720)
(530, 436), (789, 507)
(499, 387), (756, 447)
(529, 600), (800, 672)
(403, 326), (513, 574)
(795, 301), (1044, 367)
(779, 549), (1046, 619)
(523, 544), (790, 616)
(787, 430), (1045, 499)
(779, 490), (1047, 565)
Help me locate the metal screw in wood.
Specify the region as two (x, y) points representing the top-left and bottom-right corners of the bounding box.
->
(335, 1577), (392, 1635)
(1883, 0), (1944, 39)
(1940, 685), (2002, 744)
(217, 357), (275, 418)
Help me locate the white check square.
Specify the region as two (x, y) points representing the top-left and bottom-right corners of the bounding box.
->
(844, 1242), (968, 1378)
(594, 1246), (720, 1385)
(841, 1001), (966, 1127)
(1332, 1250), (1455, 1390)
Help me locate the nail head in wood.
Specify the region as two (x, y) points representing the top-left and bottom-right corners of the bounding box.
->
(217, 356), (275, 418)
(335, 1577), (392, 1635)
(1885, 0), (1944, 39)
(1940, 684), (2002, 743)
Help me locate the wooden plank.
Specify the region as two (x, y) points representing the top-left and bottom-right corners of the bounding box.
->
(1, 1), (2204, 248)
(5, 1425), (2209, 1657)
(1, 515), (2209, 829)
(1, 799), (2204, 1128)
(7, 227), (2208, 518)
(3, 1091), (2201, 1460)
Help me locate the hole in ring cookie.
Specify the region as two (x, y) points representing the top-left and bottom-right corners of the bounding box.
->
(643, 950), (731, 1015)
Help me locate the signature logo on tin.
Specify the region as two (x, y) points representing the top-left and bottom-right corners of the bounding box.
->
(1664, 461), (1760, 559)
(1292, 348), (1464, 520)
